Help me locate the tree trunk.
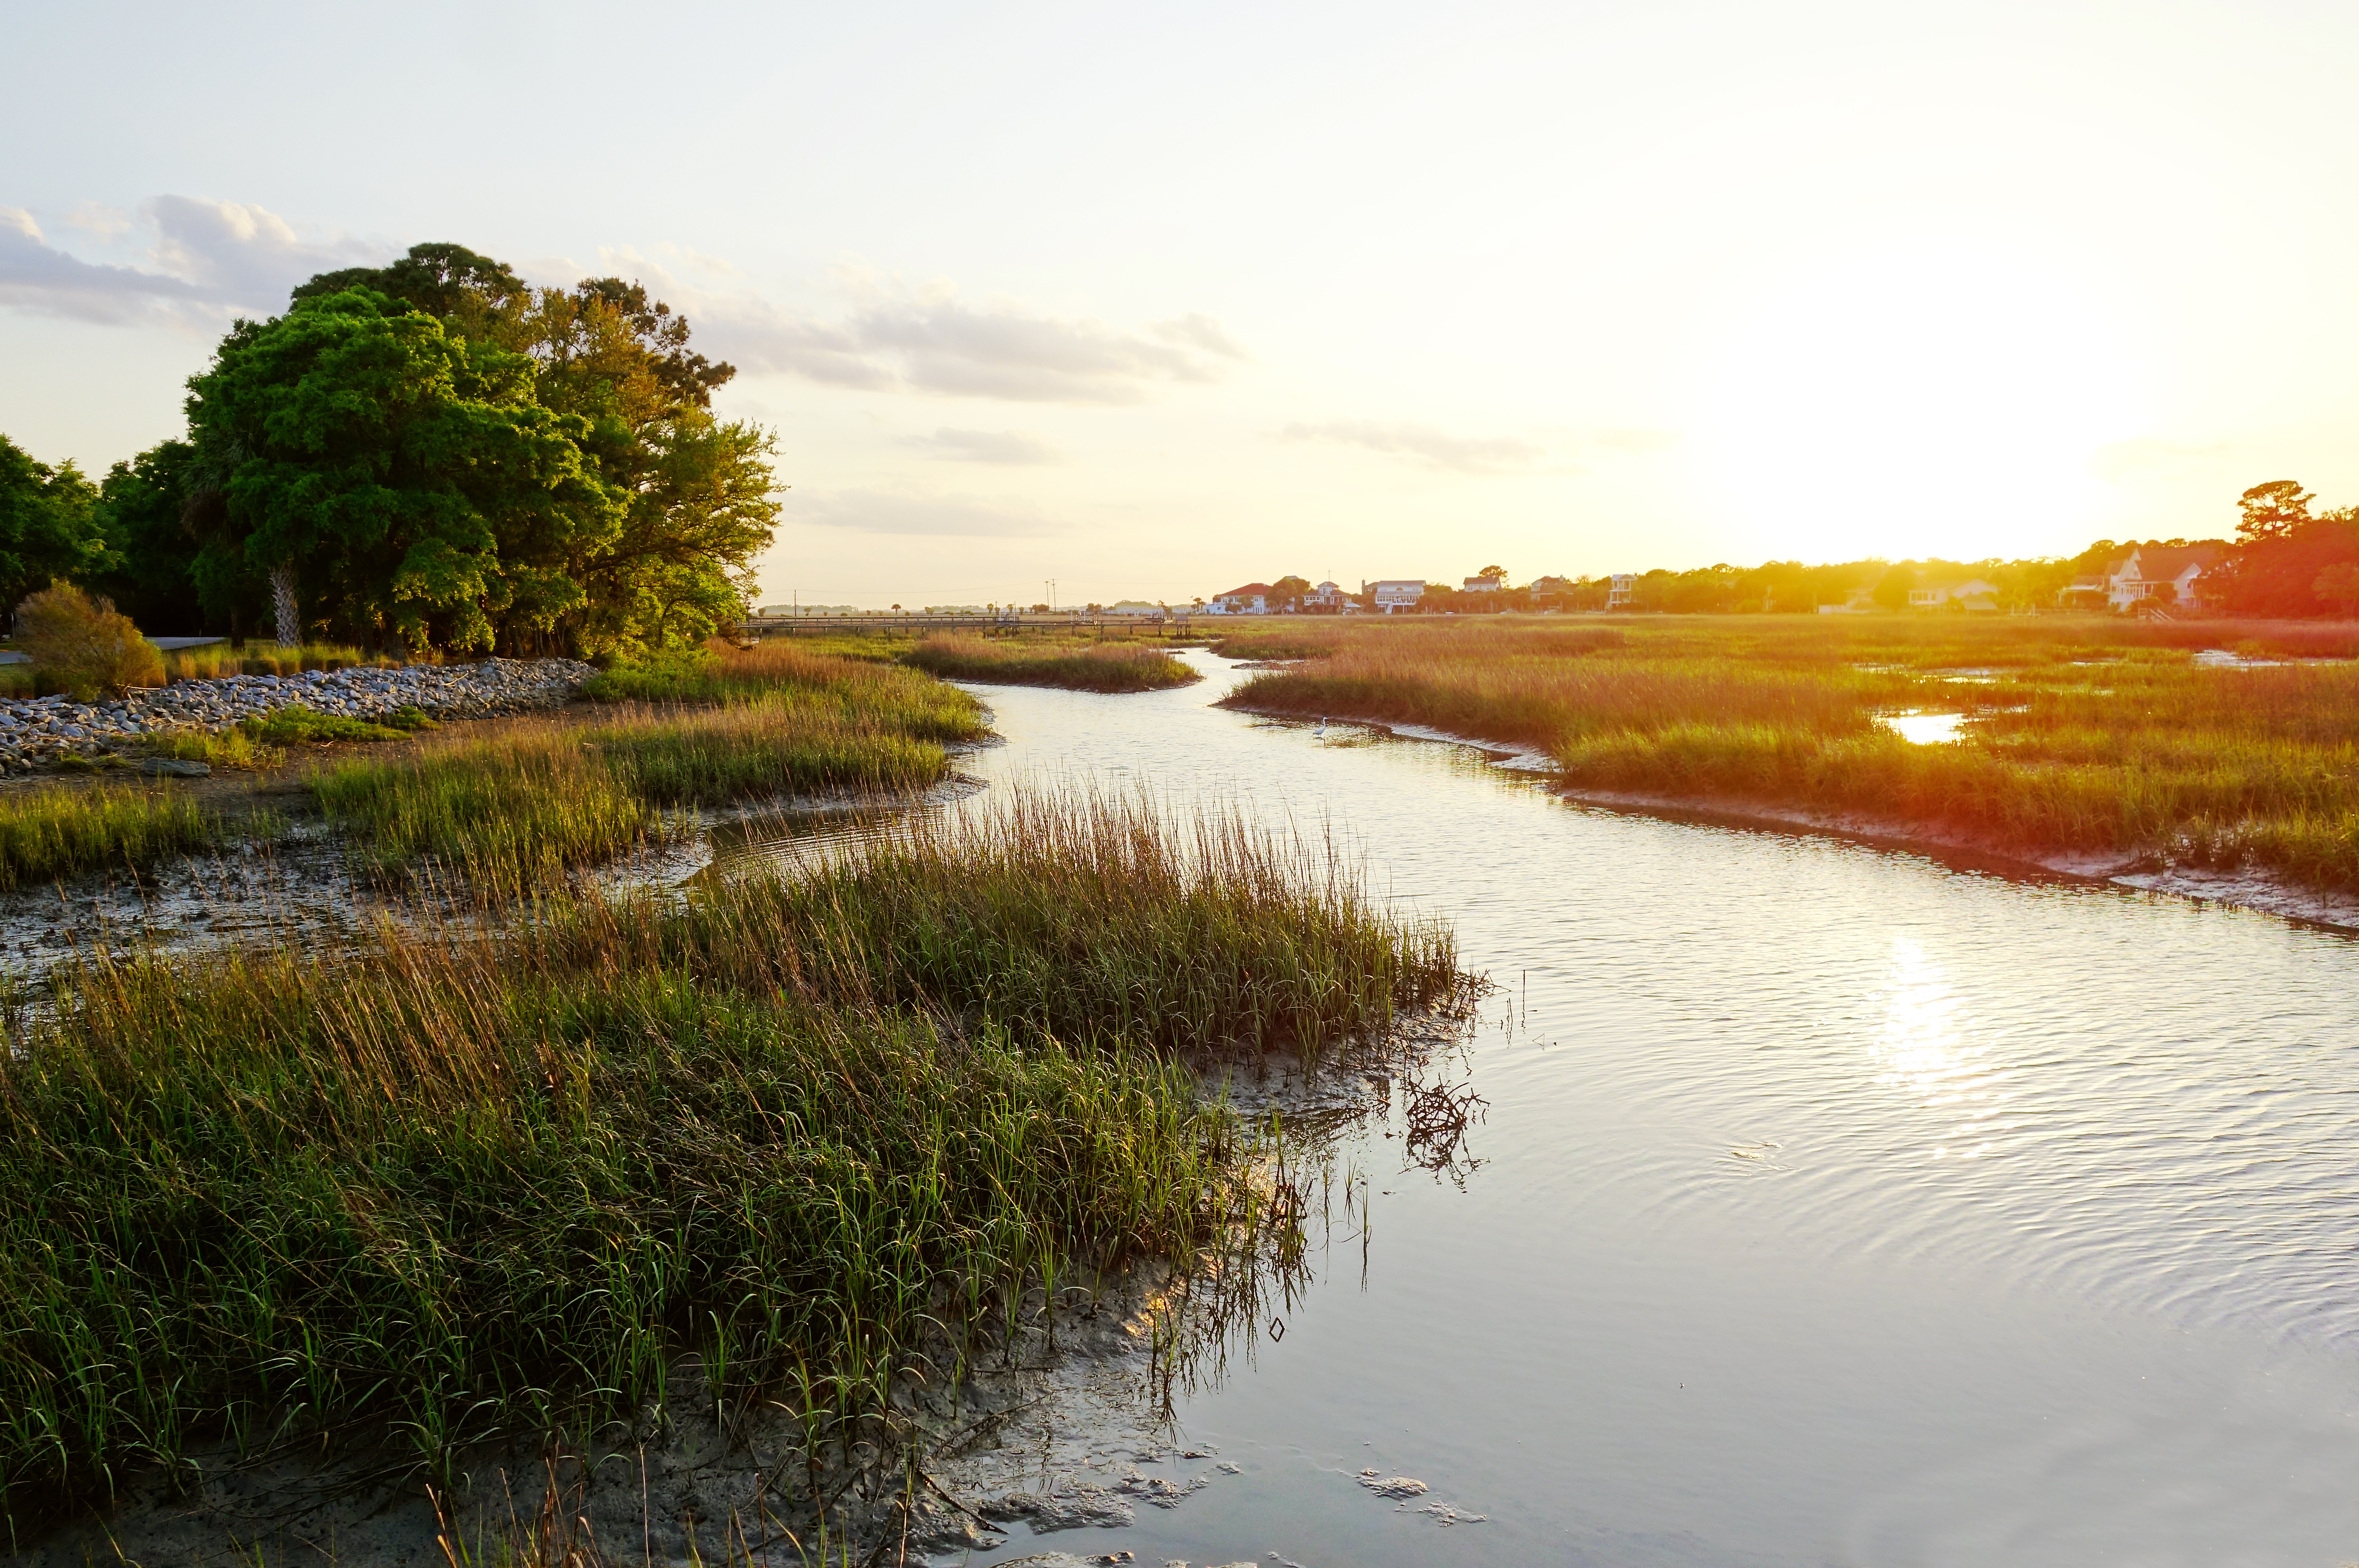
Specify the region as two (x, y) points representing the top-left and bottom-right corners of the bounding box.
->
(271, 566), (299, 649)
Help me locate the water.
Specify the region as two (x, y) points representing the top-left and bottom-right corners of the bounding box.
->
(890, 649), (2359, 1568)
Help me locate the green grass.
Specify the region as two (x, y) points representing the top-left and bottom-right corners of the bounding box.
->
(0, 788), (1462, 1530)
(0, 786), (220, 891)
(903, 634), (1202, 693)
(314, 643), (986, 890)
(1222, 615), (2359, 890)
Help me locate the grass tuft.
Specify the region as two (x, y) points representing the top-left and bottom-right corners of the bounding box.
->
(0, 788), (1461, 1526)
(903, 634), (1202, 693)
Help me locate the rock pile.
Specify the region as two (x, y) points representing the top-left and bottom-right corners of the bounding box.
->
(0, 658), (596, 772)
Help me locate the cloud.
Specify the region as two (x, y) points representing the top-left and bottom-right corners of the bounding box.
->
(908, 427), (1060, 465)
(0, 197), (379, 325)
(1282, 420), (1549, 474)
(788, 488), (1067, 538)
(0, 207), (208, 323)
(681, 283), (1245, 404)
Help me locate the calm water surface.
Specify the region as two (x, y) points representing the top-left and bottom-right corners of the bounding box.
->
(777, 649), (2359, 1567)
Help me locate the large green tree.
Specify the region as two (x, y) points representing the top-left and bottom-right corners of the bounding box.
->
(0, 437), (107, 616)
(184, 288), (625, 653)
(279, 248), (777, 657)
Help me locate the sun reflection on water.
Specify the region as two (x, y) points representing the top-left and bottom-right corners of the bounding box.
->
(1871, 938), (2012, 1161)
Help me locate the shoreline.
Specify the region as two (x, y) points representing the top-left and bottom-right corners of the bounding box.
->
(1233, 704), (2359, 934)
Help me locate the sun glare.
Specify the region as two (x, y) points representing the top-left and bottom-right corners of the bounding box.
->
(1696, 245), (2140, 563)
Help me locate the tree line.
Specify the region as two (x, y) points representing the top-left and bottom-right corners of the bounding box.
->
(1311, 480), (2359, 617)
(0, 244), (779, 658)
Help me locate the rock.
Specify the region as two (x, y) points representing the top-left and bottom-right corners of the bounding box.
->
(139, 757), (211, 778)
(981, 1484), (1137, 1531)
(1357, 1470), (1428, 1498)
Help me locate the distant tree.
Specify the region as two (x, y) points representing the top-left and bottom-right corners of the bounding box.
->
(0, 436), (107, 617)
(1872, 562), (1920, 611)
(1477, 563), (1506, 580)
(82, 439), (227, 638)
(2217, 481), (2359, 617)
(2316, 562), (2359, 617)
(1269, 575), (1311, 607)
(2237, 480), (2314, 544)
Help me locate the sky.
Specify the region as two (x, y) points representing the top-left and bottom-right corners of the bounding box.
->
(6, 0), (2359, 608)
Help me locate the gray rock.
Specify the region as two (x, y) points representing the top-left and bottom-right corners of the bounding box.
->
(981, 1484), (1137, 1532)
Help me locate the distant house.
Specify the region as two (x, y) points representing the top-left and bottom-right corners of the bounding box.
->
(1817, 587), (1876, 614)
(1909, 578), (2001, 611)
(1605, 574), (1636, 610)
(1210, 583), (1272, 615)
(1304, 581), (1346, 610)
(1529, 575), (1573, 597)
(2102, 545), (2222, 610)
(1367, 579), (1426, 613)
(1463, 571), (1505, 593)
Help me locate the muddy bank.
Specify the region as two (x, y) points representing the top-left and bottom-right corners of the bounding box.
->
(1238, 708), (2359, 933)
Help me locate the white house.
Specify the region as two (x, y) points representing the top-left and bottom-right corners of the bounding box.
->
(1368, 579), (1425, 613)
(1908, 578), (2001, 610)
(1605, 574), (1636, 609)
(1210, 582), (1272, 614)
(1463, 571), (1504, 593)
(2102, 545), (2222, 610)
(1304, 581), (1346, 610)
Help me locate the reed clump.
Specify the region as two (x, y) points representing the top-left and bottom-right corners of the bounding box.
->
(315, 642), (986, 889)
(0, 788), (1461, 1528)
(158, 642), (402, 682)
(0, 785), (218, 891)
(904, 634), (1201, 693)
(1225, 615), (2359, 889)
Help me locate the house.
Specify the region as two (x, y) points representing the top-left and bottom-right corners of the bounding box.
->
(1463, 571), (1505, 593)
(1529, 575), (1573, 597)
(1304, 581), (1346, 610)
(1908, 578), (2001, 611)
(1367, 579), (1425, 613)
(2102, 545), (2222, 610)
(1209, 583), (1272, 614)
(1817, 587), (1877, 614)
(1605, 574), (1636, 609)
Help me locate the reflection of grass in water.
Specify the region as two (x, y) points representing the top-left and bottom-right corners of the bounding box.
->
(0, 786), (1464, 1541)
(1224, 615), (2359, 890)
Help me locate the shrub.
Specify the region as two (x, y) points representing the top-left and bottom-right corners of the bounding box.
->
(14, 584), (163, 701)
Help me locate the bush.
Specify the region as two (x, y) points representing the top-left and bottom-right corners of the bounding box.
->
(15, 584), (163, 700)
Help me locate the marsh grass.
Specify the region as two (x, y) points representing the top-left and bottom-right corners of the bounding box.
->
(1225, 615), (2359, 889)
(904, 634), (1202, 693)
(0, 788), (1462, 1531)
(0, 785), (219, 891)
(319, 643), (986, 892)
(159, 642), (403, 682)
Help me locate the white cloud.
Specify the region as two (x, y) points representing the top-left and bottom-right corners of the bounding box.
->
(0, 207), (208, 323)
(908, 427), (1060, 464)
(788, 487), (1068, 538)
(0, 197), (379, 325)
(1282, 419), (1550, 474)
